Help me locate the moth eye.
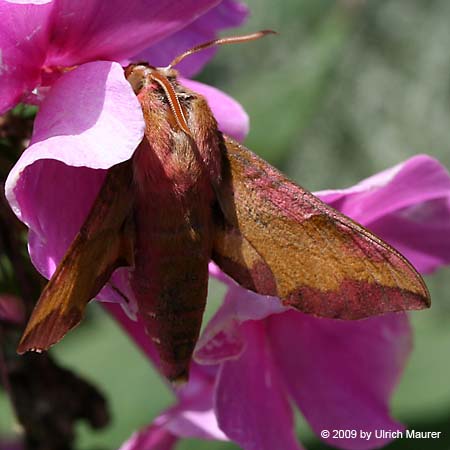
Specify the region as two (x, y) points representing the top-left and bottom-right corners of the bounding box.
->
(126, 72), (144, 94)
(125, 65), (152, 94)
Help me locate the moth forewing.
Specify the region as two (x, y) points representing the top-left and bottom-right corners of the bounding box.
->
(18, 161), (135, 354)
(212, 136), (430, 319)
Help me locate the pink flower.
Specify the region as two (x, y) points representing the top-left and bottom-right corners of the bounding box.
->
(112, 155), (450, 450)
(3, 0), (249, 313)
(0, 0), (248, 112)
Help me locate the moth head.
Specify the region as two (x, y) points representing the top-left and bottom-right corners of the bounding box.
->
(124, 63), (178, 95)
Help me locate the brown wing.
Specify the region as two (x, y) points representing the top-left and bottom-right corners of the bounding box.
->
(212, 136), (430, 320)
(17, 161), (135, 354)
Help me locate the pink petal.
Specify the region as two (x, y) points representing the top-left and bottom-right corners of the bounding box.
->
(0, 1), (222, 110)
(119, 375), (226, 449)
(208, 261), (229, 283)
(134, 0), (249, 77)
(5, 61), (144, 278)
(43, 1), (222, 67)
(269, 311), (411, 450)
(5, 0), (52, 3)
(14, 162), (106, 279)
(318, 155), (450, 223)
(119, 425), (178, 450)
(98, 267), (140, 315)
(0, 1), (52, 112)
(160, 391), (227, 441)
(8, 61), (143, 175)
(215, 321), (304, 450)
(367, 212), (450, 274)
(318, 155), (450, 273)
(195, 283), (286, 364)
(29, 61), (142, 167)
(181, 78), (249, 141)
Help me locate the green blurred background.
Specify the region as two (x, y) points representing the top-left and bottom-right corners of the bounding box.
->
(2, 0), (450, 448)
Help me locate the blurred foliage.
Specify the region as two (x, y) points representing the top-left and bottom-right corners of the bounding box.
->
(2, 0), (450, 449)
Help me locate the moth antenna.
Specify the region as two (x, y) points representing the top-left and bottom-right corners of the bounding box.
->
(167, 29), (277, 70)
(150, 71), (192, 137)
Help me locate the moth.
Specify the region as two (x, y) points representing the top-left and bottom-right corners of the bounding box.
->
(18, 31), (430, 383)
